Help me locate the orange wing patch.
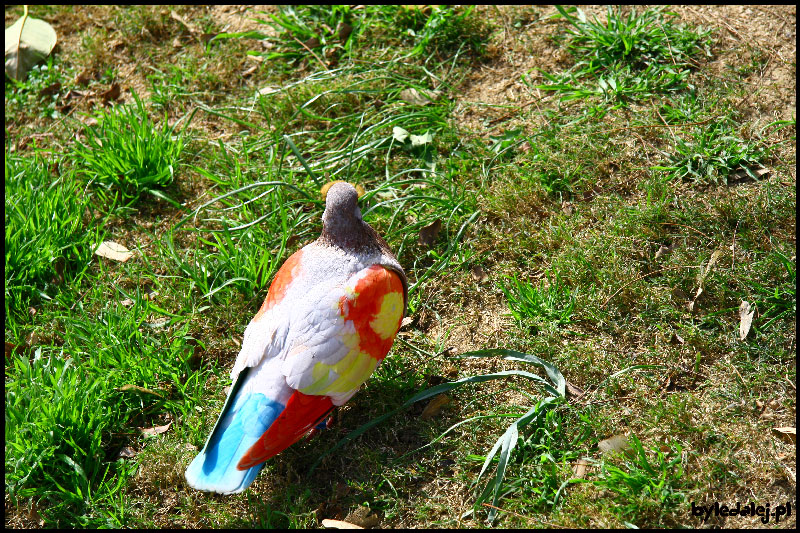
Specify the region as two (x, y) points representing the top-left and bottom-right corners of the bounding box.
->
(339, 265), (404, 361)
(253, 250), (304, 322)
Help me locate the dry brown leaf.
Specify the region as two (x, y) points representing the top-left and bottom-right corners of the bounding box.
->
(418, 219), (442, 247)
(696, 249), (723, 287)
(118, 446), (137, 459)
(654, 243), (675, 260)
(75, 69), (100, 87)
(565, 380), (585, 400)
(336, 21), (353, 41)
(95, 241), (134, 262)
(258, 86), (280, 96)
(420, 394), (450, 420)
(321, 519), (364, 529)
(739, 300), (754, 340)
(343, 506), (381, 528)
(729, 166), (771, 183)
(399, 87), (441, 106)
(38, 81), (61, 98)
(100, 83), (121, 103)
(138, 422), (172, 437)
(598, 434), (632, 457)
(571, 457), (590, 479)
(470, 264), (488, 283)
(400, 316), (413, 328)
(772, 427), (796, 444)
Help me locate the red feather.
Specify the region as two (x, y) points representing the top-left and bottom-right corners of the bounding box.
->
(237, 390), (334, 470)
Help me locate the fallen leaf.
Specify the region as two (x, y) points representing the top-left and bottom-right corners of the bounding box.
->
(392, 126), (409, 143)
(598, 434), (632, 457)
(138, 422), (172, 437)
(409, 130), (433, 147)
(303, 36), (321, 49)
(170, 9), (200, 37)
(95, 241), (134, 262)
(728, 166), (771, 184)
(336, 21), (353, 41)
(420, 394), (450, 420)
(772, 427), (796, 444)
(37, 81), (61, 98)
(654, 243), (675, 260)
(571, 457), (590, 478)
(470, 264), (488, 283)
(5, 12), (58, 81)
(258, 86), (280, 96)
(696, 249), (723, 287)
(739, 300), (754, 340)
(100, 83), (121, 103)
(565, 380), (585, 400)
(343, 506), (381, 528)
(52, 256), (66, 284)
(399, 87), (441, 106)
(670, 333), (685, 345)
(321, 519), (364, 529)
(118, 446), (137, 459)
(400, 316), (413, 328)
(418, 218), (442, 247)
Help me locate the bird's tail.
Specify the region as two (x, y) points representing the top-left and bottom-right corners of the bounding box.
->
(185, 368), (284, 494)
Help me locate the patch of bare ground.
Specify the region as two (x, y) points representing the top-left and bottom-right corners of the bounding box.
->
(454, 5), (796, 140)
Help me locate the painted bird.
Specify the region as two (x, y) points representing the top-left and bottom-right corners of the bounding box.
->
(185, 182), (407, 494)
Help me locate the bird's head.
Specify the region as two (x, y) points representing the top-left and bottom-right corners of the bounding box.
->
(322, 181), (363, 230)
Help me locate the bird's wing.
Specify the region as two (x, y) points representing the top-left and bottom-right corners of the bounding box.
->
(236, 263), (405, 469)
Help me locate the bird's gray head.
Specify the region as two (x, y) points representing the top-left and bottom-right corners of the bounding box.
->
(322, 182), (362, 230)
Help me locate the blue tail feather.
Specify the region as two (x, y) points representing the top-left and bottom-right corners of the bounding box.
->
(185, 369), (285, 494)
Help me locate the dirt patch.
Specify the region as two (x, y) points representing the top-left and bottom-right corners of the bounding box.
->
(453, 5), (797, 134)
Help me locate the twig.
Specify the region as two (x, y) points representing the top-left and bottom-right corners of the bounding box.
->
(292, 36), (330, 72)
(656, 108), (678, 144)
(602, 265), (700, 308)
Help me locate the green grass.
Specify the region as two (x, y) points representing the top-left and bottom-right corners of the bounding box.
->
(72, 91), (187, 207)
(536, 6), (712, 108)
(4, 4), (796, 529)
(4, 154), (99, 322)
(5, 294), (203, 526)
(654, 119), (769, 184)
